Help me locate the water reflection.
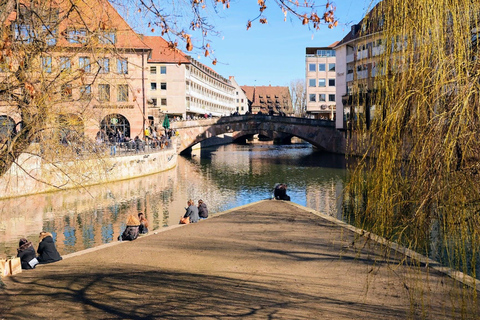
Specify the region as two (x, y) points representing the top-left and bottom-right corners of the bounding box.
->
(0, 143), (346, 257)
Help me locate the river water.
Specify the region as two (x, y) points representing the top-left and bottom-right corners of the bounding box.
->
(0, 143), (347, 258)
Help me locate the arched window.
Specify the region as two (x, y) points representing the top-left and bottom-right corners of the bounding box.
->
(0, 115), (16, 142)
(101, 114), (130, 139)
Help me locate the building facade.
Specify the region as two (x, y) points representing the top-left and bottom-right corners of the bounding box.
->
(143, 36), (236, 123)
(229, 76), (249, 115)
(334, 5), (385, 131)
(0, 0), (150, 141)
(241, 85), (293, 115)
(305, 43), (338, 120)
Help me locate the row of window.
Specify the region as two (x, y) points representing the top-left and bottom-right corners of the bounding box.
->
(150, 66), (167, 75)
(56, 84), (130, 102)
(308, 78), (335, 87)
(188, 81), (235, 103)
(148, 98), (167, 107)
(41, 56), (128, 74)
(189, 65), (233, 94)
(309, 94), (336, 102)
(308, 63), (335, 72)
(187, 96), (234, 113)
(14, 24), (117, 46)
(316, 50), (336, 57)
(151, 82), (167, 90)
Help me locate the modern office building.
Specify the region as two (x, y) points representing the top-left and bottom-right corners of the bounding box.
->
(305, 43), (338, 120)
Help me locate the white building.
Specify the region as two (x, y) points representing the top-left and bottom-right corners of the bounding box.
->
(143, 36), (236, 123)
(229, 76), (249, 115)
(305, 43), (338, 120)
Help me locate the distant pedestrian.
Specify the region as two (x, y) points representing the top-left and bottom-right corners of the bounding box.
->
(138, 212), (149, 234)
(183, 199), (199, 223)
(118, 215), (140, 241)
(17, 238), (38, 269)
(198, 199), (209, 219)
(274, 183), (290, 201)
(37, 232), (62, 264)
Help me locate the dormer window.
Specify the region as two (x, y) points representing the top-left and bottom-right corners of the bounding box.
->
(99, 30), (116, 44)
(66, 29), (87, 44)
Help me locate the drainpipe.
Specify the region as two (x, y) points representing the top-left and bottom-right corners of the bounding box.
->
(142, 49), (146, 139)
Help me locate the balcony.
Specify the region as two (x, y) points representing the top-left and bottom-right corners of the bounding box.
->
(357, 49), (369, 60)
(346, 53), (354, 63)
(372, 46), (385, 56)
(357, 70), (368, 80)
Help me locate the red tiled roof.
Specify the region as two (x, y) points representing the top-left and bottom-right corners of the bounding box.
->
(142, 36), (190, 64)
(241, 85), (293, 113)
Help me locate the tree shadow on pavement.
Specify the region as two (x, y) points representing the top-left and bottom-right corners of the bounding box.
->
(2, 267), (414, 320)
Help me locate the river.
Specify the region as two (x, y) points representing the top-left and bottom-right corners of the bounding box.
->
(0, 143), (346, 257)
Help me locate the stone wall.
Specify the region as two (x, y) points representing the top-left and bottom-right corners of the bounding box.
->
(0, 147), (177, 200)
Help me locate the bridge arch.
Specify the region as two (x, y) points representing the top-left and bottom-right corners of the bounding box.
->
(171, 115), (345, 154)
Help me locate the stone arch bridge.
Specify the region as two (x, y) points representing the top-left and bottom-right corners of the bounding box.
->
(170, 115), (346, 154)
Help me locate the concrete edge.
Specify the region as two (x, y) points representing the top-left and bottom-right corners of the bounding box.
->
(60, 200), (266, 261)
(61, 224), (185, 260)
(284, 200), (480, 292)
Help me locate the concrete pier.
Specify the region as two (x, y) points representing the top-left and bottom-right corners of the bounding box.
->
(1, 200), (478, 319)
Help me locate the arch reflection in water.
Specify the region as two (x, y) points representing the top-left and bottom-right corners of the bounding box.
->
(0, 144), (346, 257)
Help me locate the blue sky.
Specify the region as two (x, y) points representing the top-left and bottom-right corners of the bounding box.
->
(120, 0), (373, 87)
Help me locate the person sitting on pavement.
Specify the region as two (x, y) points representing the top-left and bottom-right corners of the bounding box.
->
(37, 232), (62, 264)
(17, 238), (38, 269)
(274, 183), (291, 201)
(198, 199), (209, 220)
(183, 199), (199, 223)
(119, 214), (140, 241)
(138, 212), (149, 234)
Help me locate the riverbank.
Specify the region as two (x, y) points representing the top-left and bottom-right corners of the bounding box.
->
(1, 200), (477, 319)
(0, 143), (177, 200)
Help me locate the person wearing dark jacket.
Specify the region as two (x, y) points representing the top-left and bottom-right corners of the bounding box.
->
(198, 200), (209, 219)
(37, 232), (62, 264)
(119, 214), (140, 241)
(274, 183), (291, 201)
(17, 238), (38, 269)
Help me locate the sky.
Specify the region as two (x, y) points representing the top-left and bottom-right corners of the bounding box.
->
(117, 0), (374, 87)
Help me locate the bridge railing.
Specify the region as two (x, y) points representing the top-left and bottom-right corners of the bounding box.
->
(172, 115), (335, 129)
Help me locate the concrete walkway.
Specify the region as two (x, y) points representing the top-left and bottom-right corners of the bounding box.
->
(1, 200), (478, 319)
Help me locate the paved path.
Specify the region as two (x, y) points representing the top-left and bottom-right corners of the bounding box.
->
(1, 200), (478, 319)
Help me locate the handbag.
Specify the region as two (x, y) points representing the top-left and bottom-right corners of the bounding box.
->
(9, 257), (22, 275)
(180, 216), (190, 224)
(0, 259), (9, 277)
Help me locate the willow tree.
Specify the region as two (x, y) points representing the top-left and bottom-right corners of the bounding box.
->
(346, 0), (480, 313)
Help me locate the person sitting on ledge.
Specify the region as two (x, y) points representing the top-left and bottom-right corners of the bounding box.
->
(138, 212), (149, 235)
(183, 199), (199, 223)
(17, 238), (38, 269)
(274, 183), (291, 201)
(198, 199), (209, 220)
(119, 214), (140, 241)
(37, 232), (62, 264)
